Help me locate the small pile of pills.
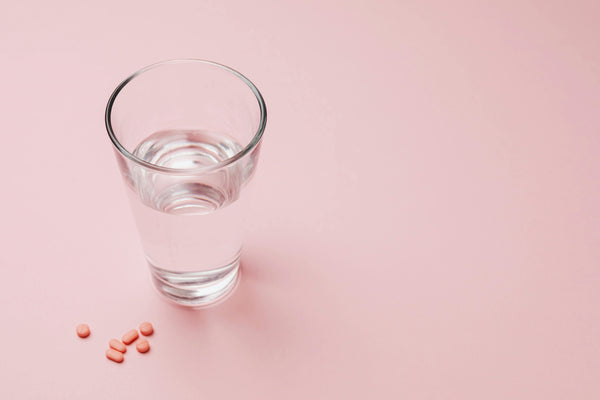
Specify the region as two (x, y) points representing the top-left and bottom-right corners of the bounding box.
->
(76, 322), (154, 363)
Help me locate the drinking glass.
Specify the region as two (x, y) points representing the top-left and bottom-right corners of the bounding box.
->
(105, 60), (266, 308)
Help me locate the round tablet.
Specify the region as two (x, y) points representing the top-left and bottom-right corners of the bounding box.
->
(136, 338), (150, 353)
(139, 322), (154, 336)
(76, 324), (90, 338)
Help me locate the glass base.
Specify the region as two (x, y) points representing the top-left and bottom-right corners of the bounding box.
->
(149, 257), (240, 308)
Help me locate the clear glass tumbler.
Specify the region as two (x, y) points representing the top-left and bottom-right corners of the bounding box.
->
(105, 60), (266, 308)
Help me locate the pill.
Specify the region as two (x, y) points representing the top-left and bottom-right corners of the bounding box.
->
(109, 339), (127, 353)
(121, 329), (139, 345)
(76, 324), (90, 338)
(106, 348), (124, 363)
(136, 338), (150, 353)
(139, 322), (154, 336)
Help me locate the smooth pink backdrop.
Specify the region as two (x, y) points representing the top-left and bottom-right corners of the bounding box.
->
(1, 0), (599, 398)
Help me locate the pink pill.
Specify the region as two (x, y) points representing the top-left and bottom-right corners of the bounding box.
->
(106, 348), (124, 363)
(76, 324), (90, 338)
(136, 338), (150, 353)
(139, 322), (154, 336)
(109, 339), (127, 353)
(121, 329), (139, 345)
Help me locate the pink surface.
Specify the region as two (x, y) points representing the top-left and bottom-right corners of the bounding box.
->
(1, 1), (599, 399)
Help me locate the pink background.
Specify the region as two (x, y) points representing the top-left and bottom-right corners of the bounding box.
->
(1, 1), (599, 398)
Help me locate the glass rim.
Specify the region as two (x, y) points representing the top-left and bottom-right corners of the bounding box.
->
(105, 59), (267, 174)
